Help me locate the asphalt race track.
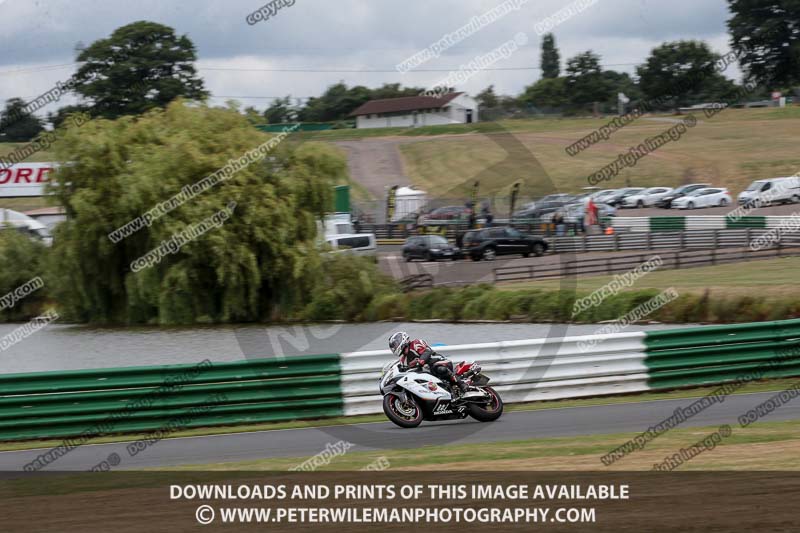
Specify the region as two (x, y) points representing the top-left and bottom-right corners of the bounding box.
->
(1, 390), (797, 471)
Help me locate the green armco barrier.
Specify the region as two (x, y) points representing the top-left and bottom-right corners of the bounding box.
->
(650, 217), (686, 232)
(725, 215), (766, 229)
(0, 354), (340, 395)
(644, 319), (800, 389)
(0, 354), (344, 441)
(644, 319), (800, 350)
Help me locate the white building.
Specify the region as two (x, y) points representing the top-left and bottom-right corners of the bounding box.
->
(350, 92), (479, 129)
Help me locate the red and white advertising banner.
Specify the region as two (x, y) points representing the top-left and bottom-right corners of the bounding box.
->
(0, 163), (55, 197)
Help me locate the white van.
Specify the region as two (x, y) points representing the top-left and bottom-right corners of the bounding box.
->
(738, 177), (800, 206)
(324, 233), (377, 257)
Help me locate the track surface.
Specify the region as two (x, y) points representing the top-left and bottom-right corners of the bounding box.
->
(1, 390), (797, 471)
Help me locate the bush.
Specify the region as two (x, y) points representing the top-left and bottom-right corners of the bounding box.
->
(364, 293), (409, 321)
(0, 230), (49, 321)
(302, 254), (397, 321)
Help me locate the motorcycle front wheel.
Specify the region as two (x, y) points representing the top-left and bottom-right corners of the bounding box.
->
(383, 393), (423, 428)
(468, 386), (504, 422)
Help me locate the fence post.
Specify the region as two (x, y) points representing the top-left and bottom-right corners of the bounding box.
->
(679, 231), (685, 250)
(614, 231), (620, 251)
(713, 229), (718, 250)
(675, 250), (681, 269)
(528, 264), (534, 280)
(646, 231), (652, 250)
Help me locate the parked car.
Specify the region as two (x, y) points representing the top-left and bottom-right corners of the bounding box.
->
(656, 183), (710, 208)
(541, 203), (616, 228)
(603, 187), (645, 207)
(622, 187), (674, 208)
(402, 235), (461, 262)
(540, 193), (577, 204)
(737, 177), (800, 206)
(671, 187), (732, 209)
(589, 189), (618, 203)
(462, 226), (548, 261)
(422, 205), (470, 221)
(512, 200), (567, 220)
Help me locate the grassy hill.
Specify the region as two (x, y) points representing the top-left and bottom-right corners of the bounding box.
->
(395, 107), (800, 199)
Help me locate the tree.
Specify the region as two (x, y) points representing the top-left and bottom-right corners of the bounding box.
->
(540, 33), (560, 79)
(72, 21), (208, 119)
(242, 106), (263, 125)
(297, 83), (427, 122)
(263, 97), (297, 124)
(519, 78), (567, 109)
(48, 104), (91, 129)
(600, 71), (643, 111)
(636, 40), (731, 106)
(476, 85), (499, 108)
(299, 83), (367, 122)
(727, 0), (800, 88)
(565, 51), (612, 107)
(0, 98), (44, 142)
(46, 100), (341, 324)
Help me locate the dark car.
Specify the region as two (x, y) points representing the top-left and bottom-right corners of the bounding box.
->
(462, 227), (548, 261)
(512, 200), (567, 220)
(402, 235), (461, 262)
(655, 183), (710, 208)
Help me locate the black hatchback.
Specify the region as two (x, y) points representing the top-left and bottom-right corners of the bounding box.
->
(402, 235), (461, 262)
(463, 227), (548, 261)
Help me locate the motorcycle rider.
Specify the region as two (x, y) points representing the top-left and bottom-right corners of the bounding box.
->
(388, 332), (481, 399)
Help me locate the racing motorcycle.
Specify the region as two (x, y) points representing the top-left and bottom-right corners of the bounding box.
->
(379, 359), (503, 428)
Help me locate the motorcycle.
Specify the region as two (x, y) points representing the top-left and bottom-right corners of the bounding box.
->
(379, 359), (503, 428)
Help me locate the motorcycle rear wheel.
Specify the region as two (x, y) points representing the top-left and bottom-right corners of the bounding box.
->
(383, 393), (423, 428)
(468, 386), (503, 422)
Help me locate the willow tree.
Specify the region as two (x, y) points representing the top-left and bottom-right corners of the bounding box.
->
(47, 101), (340, 324)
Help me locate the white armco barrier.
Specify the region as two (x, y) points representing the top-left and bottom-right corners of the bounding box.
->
(340, 332), (650, 416)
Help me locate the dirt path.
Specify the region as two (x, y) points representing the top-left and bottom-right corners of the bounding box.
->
(334, 138), (416, 198)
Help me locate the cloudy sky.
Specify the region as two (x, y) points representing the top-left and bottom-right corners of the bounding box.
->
(0, 0), (737, 116)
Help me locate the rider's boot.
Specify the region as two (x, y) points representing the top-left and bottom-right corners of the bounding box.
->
(456, 377), (483, 399)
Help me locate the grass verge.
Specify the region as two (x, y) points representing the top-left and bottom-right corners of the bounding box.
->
(500, 255), (800, 298)
(160, 418), (800, 471)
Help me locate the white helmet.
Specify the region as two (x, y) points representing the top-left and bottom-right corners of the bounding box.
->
(388, 331), (410, 358)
